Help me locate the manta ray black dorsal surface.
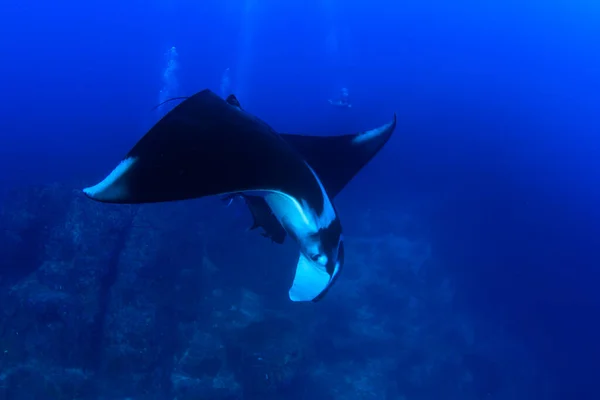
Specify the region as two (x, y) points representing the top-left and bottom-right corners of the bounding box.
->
(225, 93), (397, 198)
(223, 94), (397, 245)
(85, 89), (346, 303)
(279, 115), (397, 198)
(83, 89), (324, 209)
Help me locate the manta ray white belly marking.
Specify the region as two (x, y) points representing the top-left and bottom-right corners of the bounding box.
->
(264, 163), (336, 237)
(263, 164), (341, 302)
(352, 118), (396, 145)
(289, 252), (331, 302)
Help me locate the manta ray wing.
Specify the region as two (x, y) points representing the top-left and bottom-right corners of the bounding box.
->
(223, 94), (397, 245)
(280, 114), (397, 198)
(83, 89), (325, 211)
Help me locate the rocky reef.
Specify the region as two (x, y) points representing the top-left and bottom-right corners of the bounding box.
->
(0, 184), (547, 399)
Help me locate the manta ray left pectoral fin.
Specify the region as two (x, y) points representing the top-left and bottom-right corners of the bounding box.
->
(82, 89), (317, 205)
(83, 157), (138, 202)
(281, 114), (397, 197)
(288, 252), (335, 302)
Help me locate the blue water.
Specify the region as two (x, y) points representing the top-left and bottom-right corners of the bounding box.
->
(0, 0), (599, 398)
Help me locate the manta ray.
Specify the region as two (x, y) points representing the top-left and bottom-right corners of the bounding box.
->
(82, 89), (396, 302)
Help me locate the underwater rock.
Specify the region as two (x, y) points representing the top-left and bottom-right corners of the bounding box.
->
(0, 365), (92, 400)
(174, 331), (225, 378)
(0, 184), (546, 399)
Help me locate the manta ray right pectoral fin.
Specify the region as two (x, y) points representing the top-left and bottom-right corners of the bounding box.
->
(288, 252), (333, 302)
(280, 114), (397, 197)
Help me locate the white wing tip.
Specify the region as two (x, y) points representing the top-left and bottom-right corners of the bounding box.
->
(82, 157), (136, 201)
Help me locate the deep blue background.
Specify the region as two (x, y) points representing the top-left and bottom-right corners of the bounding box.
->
(1, 0), (599, 397)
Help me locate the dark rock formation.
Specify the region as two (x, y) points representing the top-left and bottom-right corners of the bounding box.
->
(0, 184), (547, 399)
